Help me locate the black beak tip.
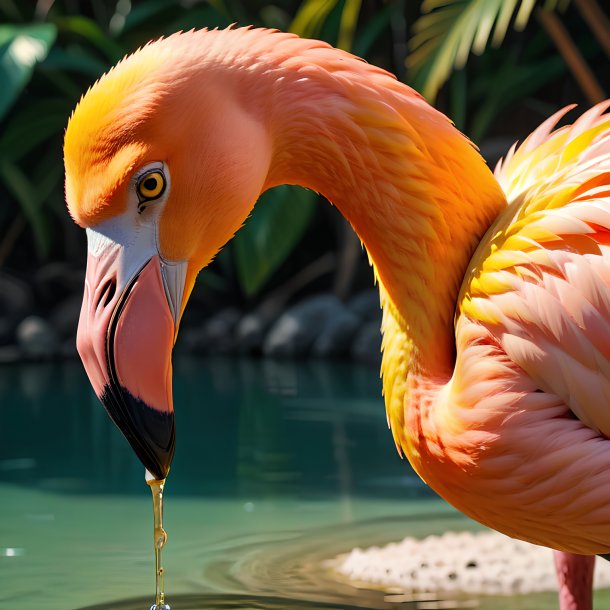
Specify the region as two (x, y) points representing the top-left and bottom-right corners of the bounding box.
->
(100, 384), (175, 480)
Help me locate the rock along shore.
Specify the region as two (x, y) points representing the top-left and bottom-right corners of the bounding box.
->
(330, 530), (610, 596)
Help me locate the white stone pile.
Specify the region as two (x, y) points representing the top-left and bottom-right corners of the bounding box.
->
(331, 531), (610, 596)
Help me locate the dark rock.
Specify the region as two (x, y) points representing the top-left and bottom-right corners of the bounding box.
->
(182, 307), (241, 355)
(49, 294), (83, 339)
(351, 320), (382, 366)
(205, 307), (241, 338)
(235, 312), (268, 354)
(16, 316), (60, 359)
(347, 290), (381, 322)
(179, 326), (205, 354)
(0, 272), (34, 318)
(0, 316), (15, 346)
(0, 344), (23, 364)
(33, 262), (84, 308)
(263, 294), (344, 358)
(312, 309), (360, 357)
(235, 298), (289, 354)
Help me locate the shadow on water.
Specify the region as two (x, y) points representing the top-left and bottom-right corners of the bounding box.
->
(75, 593), (419, 610)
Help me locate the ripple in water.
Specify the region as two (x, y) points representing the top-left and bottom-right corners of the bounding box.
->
(75, 592), (414, 610)
(76, 515), (479, 610)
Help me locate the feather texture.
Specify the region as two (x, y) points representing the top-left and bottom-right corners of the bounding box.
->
(459, 102), (610, 437)
(64, 26), (610, 556)
(414, 102), (610, 553)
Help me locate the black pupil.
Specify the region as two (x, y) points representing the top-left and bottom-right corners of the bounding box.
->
(143, 176), (159, 191)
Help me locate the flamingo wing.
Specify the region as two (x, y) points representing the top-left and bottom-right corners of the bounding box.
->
(457, 102), (610, 438)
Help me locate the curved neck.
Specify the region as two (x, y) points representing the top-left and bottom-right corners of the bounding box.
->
(260, 57), (505, 375)
(209, 30), (507, 376)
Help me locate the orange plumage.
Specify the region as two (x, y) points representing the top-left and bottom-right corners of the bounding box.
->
(65, 27), (610, 609)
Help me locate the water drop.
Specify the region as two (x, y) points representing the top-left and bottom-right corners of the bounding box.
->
(147, 473), (169, 610)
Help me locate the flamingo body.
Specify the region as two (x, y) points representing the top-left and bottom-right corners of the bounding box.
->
(386, 104), (610, 554)
(63, 27), (610, 608)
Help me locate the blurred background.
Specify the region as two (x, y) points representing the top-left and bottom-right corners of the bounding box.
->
(0, 0), (609, 364)
(1, 3), (610, 609)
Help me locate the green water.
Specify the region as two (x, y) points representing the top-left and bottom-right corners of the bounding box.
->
(0, 357), (604, 610)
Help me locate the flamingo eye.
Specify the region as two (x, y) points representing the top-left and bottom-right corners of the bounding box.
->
(136, 170), (166, 211)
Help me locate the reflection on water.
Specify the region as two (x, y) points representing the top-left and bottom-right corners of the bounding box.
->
(0, 356), (428, 499)
(0, 357), (584, 610)
(1, 356), (440, 610)
(77, 593), (415, 610)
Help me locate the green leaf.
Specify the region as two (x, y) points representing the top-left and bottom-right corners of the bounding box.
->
(55, 16), (123, 63)
(31, 150), (63, 208)
(469, 51), (564, 140)
(449, 68), (467, 130)
(197, 267), (229, 292)
(116, 0), (177, 35)
(352, 4), (395, 57)
(408, 0), (568, 102)
(38, 65), (83, 98)
(0, 159), (51, 257)
(165, 5), (232, 34)
(337, 0), (362, 51)
(0, 98), (70, 162)
(0, 23), (57, 121)
(232, 186), (317, 297)
(290, 0), (340, 38)
(0, 0), (24, 21)
(42, 45), (108, 77)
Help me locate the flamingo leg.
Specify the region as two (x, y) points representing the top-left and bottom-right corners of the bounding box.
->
(554, 551), (595, 610)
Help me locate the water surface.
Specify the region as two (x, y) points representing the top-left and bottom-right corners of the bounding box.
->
(1, 357), (605, 610)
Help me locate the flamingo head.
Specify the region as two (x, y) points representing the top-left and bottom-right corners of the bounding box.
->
(64, 34), (271, 479)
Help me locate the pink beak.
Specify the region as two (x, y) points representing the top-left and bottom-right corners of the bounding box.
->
(77, 246), (177, 479)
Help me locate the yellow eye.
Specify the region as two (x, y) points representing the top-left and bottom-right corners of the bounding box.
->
(137, 170), (166, 202)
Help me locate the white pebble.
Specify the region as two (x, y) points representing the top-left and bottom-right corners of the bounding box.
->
(330, 530), (610, 596)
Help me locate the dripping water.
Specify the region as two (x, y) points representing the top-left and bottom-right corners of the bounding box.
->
(146, 471), (170, 610)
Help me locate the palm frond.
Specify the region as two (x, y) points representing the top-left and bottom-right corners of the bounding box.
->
(337, 0), (362, 51)
(290, 0), (363, 52)
(408, 0), (567, 101)
(289, 0), (340, 39)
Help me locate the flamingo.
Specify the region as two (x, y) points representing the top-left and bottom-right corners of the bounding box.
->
(64, 27), (610, 610)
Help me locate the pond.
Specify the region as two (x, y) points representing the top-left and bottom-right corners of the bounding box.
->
(1, 357), (606, 610)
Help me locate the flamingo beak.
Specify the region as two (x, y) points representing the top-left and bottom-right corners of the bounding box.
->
(76, 222), (187, 480)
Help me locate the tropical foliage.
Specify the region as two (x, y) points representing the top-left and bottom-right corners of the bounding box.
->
(408, 0), (568, 101)
(0, 0), (608, 303)
(0, 0), (401, 299)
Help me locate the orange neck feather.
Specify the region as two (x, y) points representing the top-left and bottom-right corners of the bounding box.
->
(239, 33), (508, 376)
